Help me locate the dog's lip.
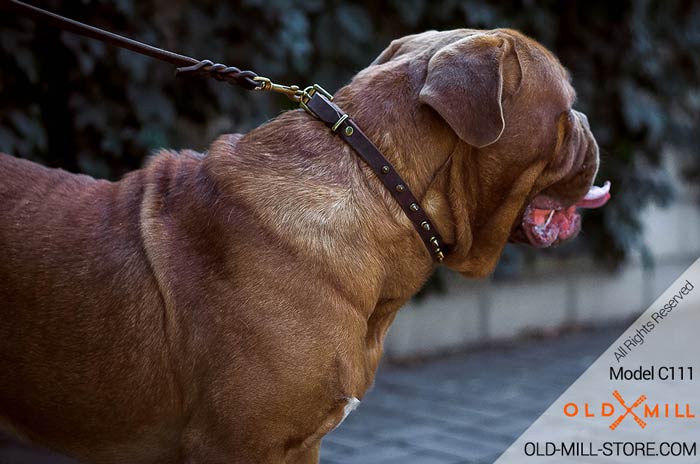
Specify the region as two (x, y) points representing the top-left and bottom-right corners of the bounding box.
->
(515, 181), (611, 248)
(521, 204), (582, 248)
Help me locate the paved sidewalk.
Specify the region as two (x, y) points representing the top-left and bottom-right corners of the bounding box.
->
(321, 326), (623, 464)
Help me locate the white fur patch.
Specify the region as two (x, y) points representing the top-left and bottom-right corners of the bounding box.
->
(335, 397), (360, 430)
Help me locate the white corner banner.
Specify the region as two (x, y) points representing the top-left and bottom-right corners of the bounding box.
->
(496, 258), (700, 463)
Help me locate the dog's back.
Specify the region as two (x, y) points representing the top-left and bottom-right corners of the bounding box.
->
(0, 152), (134, 309)
(0, 153), (182, 462)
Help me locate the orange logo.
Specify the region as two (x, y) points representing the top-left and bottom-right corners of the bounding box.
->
(563, 391), (695, 430)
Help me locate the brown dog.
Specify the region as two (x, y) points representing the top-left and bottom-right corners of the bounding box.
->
(0, 29), (610, 463)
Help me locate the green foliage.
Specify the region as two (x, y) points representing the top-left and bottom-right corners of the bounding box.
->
(1, 0), (698, 270)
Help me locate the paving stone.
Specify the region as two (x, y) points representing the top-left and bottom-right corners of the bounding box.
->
(378, 450), (466, 464)
(324, 428), (382, 449)
(478, 414), (534, 440)
(324, 442), (419, 464)
(320, 439), (355, 461)
(374, 424), (452, 441)
(402, 433), (504, 461)
(441, 424), (514, 446)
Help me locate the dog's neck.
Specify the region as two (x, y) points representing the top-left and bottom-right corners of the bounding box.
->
(205, 99), (459, 309)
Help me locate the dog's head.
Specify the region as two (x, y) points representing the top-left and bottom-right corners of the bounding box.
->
(359, 29), (610, 276)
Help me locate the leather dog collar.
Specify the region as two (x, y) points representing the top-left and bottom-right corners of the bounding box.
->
(304, 91), (446, 263)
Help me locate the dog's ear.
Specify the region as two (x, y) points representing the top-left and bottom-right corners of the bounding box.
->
(372, 31), (440, 65)
(372, 37), (406, 65)
(419, 33), (522, 148)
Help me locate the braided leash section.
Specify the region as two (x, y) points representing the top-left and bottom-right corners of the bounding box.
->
(176, 59), (260, 90)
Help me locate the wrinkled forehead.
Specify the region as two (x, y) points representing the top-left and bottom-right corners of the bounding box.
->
(514, 32), (576, 106)
(393, 29), (481, 54)
(374, 29), (481, 64)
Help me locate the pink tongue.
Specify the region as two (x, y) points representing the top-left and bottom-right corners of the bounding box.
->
(575, 181), (611, 209)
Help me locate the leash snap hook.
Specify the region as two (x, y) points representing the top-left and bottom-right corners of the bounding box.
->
(251, 75), (335, 121)
(253, 76), (304, 102)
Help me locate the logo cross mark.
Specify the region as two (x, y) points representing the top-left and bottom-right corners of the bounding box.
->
(609, 390), (647, 430)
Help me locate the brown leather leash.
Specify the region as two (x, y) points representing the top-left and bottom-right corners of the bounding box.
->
(2, 0), (446, 263)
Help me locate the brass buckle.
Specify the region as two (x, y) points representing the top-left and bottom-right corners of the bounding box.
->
(298, 84), (333, 118)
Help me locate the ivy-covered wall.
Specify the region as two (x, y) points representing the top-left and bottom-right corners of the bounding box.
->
(1, 0), (699, 272)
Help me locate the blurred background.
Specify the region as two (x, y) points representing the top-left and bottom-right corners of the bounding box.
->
(1, 1), (700, 463)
